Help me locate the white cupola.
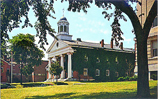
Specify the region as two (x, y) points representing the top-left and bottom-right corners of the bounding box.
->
(56, 16), (72, 40)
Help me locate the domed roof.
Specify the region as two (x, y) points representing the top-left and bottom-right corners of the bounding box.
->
(60, 17), (67, 21)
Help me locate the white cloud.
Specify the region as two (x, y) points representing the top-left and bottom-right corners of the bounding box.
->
(79, 17), (86, 21)
(76, 24), (82, 27)
(88, 20), (105, 27)
(100, 29), (110, 34)
(78, 13), (85, 16)
(122, 35), (131, 44)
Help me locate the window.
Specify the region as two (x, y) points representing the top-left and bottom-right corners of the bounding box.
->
(106, 70), (110, 76)
(152, 41), (157, 57)
(115, 72), (119, 77)
(64, 26), (66, 32)
(96, 57), (100, 63)
(115, 57), (119, 64)
(58, 27), (59, 32)
(84, 55), (88, 62)
(106, 58), (110, 64)
(1, 67), (4, 73)
(56, 42), (59, 47)
(83, 68), (88, 76)
(60, 26), (63, 32)
(96, 69), (100, 76)
(6, 69), (10, 75)
(153, 16), (158, 27)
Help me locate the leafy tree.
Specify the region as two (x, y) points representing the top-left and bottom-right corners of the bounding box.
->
(1, 0), (57, 50)
(49, 61), (63, 82)
(9, 33), (44, 84)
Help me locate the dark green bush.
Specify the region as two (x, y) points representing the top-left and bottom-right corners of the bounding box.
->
(151, 74), (157, 80)
(117, 77), (124, 81)
(124, 76), (130, 81)
(1, 84), (8, 89)
(129, 75), (137, 81)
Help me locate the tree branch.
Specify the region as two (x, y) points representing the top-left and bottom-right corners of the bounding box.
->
(143, 0), (157, 39)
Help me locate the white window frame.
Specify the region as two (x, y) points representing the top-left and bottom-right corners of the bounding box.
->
(96, 69), (100, 76)
(83, 68), (88, 76)
(106, 70), (110, 76)
(152, 41), (157, 57)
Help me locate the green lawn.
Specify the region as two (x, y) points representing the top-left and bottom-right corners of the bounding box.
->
(1, 81), (157, 99)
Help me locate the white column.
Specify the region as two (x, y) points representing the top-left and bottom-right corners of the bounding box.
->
(48, 58), (52, 79)
(67, 53), (72, 78)
(60, 55), (65, 79)
(149, 71), (151, 80)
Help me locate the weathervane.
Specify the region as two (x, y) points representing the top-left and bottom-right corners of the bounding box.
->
(63, 8), (64, 17)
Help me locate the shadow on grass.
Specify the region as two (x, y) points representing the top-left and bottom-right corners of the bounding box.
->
(25, 87), (157, 99)
(25, 93), (75, 99)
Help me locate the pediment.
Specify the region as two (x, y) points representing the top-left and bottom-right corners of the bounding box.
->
(46, 39), (69, 53)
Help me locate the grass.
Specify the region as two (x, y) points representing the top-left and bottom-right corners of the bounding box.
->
(1, 80), (157, 99)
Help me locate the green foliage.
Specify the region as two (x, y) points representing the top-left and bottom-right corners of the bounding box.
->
(124, 76), (130, 81)
(72, 47), (135, 82)
(9, 33), (44, 77)
(49, 61), (63, 76)
(22, 65), (34, 77)
(1, 0), (56, 50)
(151, 74), (157, 80)
(117, 77), (124, 81)
(117, 76), (138, 81)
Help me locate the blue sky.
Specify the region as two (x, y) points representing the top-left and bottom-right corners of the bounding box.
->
(8, 1), (135, 60)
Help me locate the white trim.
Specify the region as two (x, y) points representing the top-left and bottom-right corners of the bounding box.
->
(48, 47), (74, 58)
(83, 68), (88, 76)
(106, 70), (110, 76)
(96, 69), (100, 76)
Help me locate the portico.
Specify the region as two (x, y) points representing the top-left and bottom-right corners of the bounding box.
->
(47, 39), (74, 81)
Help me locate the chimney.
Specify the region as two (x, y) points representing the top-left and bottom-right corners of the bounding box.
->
(100, 39), (104, 47)
(120, 42), (123, 50)
(77, 38), (82, 42)
(110, 40), (113, 49)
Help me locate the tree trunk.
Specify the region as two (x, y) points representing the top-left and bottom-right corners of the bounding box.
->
(136, 37), (150, 97)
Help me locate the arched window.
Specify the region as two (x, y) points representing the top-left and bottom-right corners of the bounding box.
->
(60, 26), (63, 32)
(96, 69), (100, 76)
(115, 57), (119, 64)
(84, 55), (88, 62)
(64, 26), (66, 32)
(153, 16), (158, 27)
(96, 57), (100, 63)
(106, 70), (110, 76)
(83, 68), (88, 76)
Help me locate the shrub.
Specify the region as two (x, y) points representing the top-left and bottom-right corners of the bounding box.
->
(117, 77), (124, 81)
(1, 84), (8, 89)
(124, 76), (130, 81)
(151, 74), (157, 80)
(129, 75), (138, 81)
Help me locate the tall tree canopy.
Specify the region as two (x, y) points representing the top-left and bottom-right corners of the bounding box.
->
(9, 33), (44, 83)
(1, 0), (57, 50)
(1, 0), (157, 97)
